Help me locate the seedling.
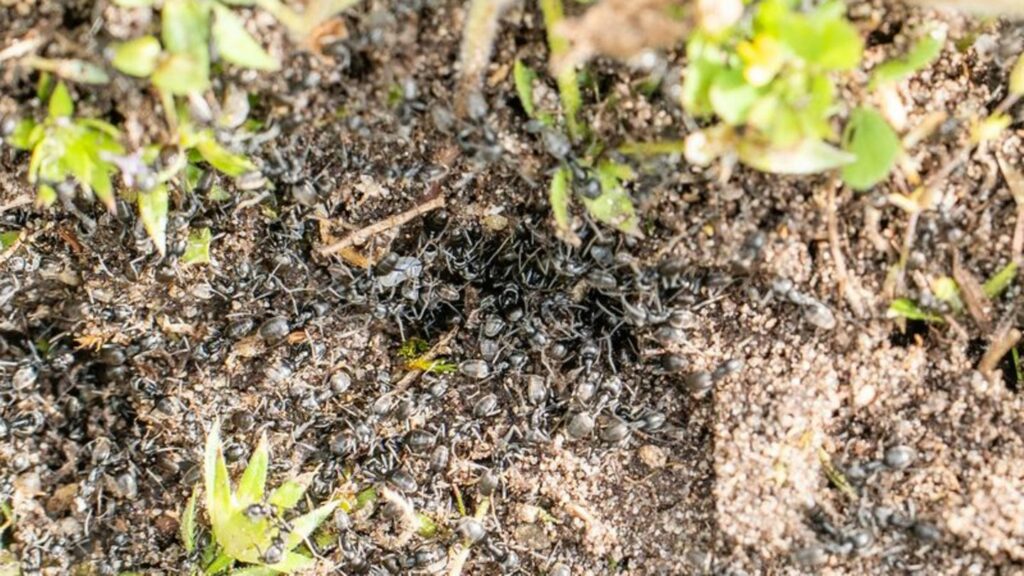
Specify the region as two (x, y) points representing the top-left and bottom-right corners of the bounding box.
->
(682, 0), (863, 174)
(199, 421), (338, 574)
(7, 82), (123, 212)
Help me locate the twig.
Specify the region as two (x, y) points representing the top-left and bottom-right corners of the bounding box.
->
(0, 195), (32, 215)
(995, 150), (1024, 265)
(0, 34), (45, 62)
(320, 194), (446, 256)
(979, 327), (1022, 383)
(951, 250), (991, 331)
(826, 181), (866, 317)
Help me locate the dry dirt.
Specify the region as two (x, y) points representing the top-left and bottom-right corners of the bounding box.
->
(1, 1), (1024, 575)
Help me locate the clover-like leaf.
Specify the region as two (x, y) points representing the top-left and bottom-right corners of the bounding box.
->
(841, 106), (901, 191)
(138, 184), (169, 255)
(152, 53), (210, 95)
(162, 0), (210, 55)
(212, 5), (280, 71)
(112, 36), (163, 78)
(709, 68), (762, 125)
(870, 27), (945, 90)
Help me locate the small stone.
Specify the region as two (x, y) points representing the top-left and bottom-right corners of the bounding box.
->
(638, 444), (667, 469)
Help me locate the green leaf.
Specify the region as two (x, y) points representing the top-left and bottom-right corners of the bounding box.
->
(77, 118), (121, 139)
(870, 27), (945, 90)
(112, 0), (155, 6)
(151, 53), (210, 95)
(513, 59), (537, 118)
(195, 134), (254, 177)
(138, 185), (169, 255)
(983, 261), (1018, 299)
(204, 420), (234, 532)
(709, 68), (762, 125)
(777, 3), (862, 71)
(415, 512), (438, 537)
(7, 119), (41, 150)
(582, 162), (640, 236)
(235, 433), (268, 507)
(0, 231), (21, 250)
(738, 138), (854, 174)
(264, 552), (315, 573)
(540, 0), (583, 139)
(48, 82), (74, 118)
(112, 36), (163, 77)
(549, 166), (573, 237)
(227, 568), (278, 576)
(841, 107), (901, 191)
(181, 485), (199, 553)
(931, 276), (963, 312)
(36, 184), (57, 208)
(283, 500), (339, 551)
(267, 475), (310, 512)
(205, 553), (235, 575)
(1011, 52), (1024, 96)
(887, 298), (944, 323)
(681, 36), (725, 117)
(212, 5), (280, 71)
(162, 0), (210, 55)
(90, 165), (116, 213)
(182, 227), (212, 266)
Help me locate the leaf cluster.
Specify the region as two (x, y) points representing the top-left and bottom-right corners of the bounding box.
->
(680, 0), (944, 189)
(111, 0), (279, 98)
(190, 421), (339, 574)
(8, 82), (123, 212)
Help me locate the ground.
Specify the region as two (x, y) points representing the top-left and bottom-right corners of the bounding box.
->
(1, 0), (1024, 574)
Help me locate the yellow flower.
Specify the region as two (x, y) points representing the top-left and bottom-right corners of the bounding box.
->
(738, 34), (785, 87)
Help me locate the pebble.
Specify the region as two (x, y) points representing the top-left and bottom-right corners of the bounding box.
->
(638, 444), (667, 469)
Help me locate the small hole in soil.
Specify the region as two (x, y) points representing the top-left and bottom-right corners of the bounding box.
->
(997, 346), (1022, 393)
(889, 320), (929, 347)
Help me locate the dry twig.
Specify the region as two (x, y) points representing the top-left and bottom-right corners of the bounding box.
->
(320, 194), (446, 256)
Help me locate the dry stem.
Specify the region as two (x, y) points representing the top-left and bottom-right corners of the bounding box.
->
(320, 194), (446, 256)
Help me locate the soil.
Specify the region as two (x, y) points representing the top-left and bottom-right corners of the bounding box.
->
(1, 1), (1024, 575)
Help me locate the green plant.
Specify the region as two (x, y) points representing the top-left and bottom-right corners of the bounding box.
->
(111, 0), (279, 101)
(682, 0), (864, 174)
(8, 82), (124, 212)
(198, 421), (338, 574)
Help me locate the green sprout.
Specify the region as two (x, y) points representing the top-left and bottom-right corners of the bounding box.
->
(399, 337), (458, 374)
(7, 81), (123, 212)
(201, 421), (338, 574)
